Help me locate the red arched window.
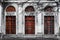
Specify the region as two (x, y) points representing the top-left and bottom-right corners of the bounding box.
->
(6, 6), (16, 12)
(25, 6), (35, 12)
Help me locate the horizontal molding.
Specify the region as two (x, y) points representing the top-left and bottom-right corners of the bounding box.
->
(4, 1), (59, 2)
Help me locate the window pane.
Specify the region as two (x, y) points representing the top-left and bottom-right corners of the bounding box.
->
(6, 16), (16, 34)
(44, 16), (54, 34)
(25, 16), (35, 34)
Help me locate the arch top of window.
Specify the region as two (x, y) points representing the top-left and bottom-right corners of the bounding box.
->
(44, 6), (53, 12)
(25, 6), (35, 12)
(6, 6), (16, 12)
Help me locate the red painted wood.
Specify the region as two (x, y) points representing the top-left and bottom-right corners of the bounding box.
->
(25, 16), (35, 34)
(6, 16), (16, 34)
(44, 16), (54, 34)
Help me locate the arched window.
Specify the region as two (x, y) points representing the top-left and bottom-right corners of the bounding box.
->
(44, 6), (53, 12)
(25, 6), (35, 12)
(6, 6), (16, 12)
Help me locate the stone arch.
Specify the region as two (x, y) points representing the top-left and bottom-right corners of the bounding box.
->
(44, 6), (53, 12)
(6, 6), (16, 12)
(25, 6), (35, 12)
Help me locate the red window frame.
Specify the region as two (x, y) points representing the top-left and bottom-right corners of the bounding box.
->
(6, 16), (16, 34)
(25, 16), (35, 34)
(44, 16), (54, 34)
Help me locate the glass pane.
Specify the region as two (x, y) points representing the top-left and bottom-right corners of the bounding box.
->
(6, 16), (16, 34)
(44, 16), (54, 34)
(25, 16), (35, 34)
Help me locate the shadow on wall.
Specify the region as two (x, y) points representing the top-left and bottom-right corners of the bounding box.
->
(58, 27), (60, 36)
(47, 0), (55, 1)
(0, 0), (1, 2)
(3, 0), (8, 1)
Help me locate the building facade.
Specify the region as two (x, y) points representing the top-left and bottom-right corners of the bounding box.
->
(0, 0), (60, 40)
